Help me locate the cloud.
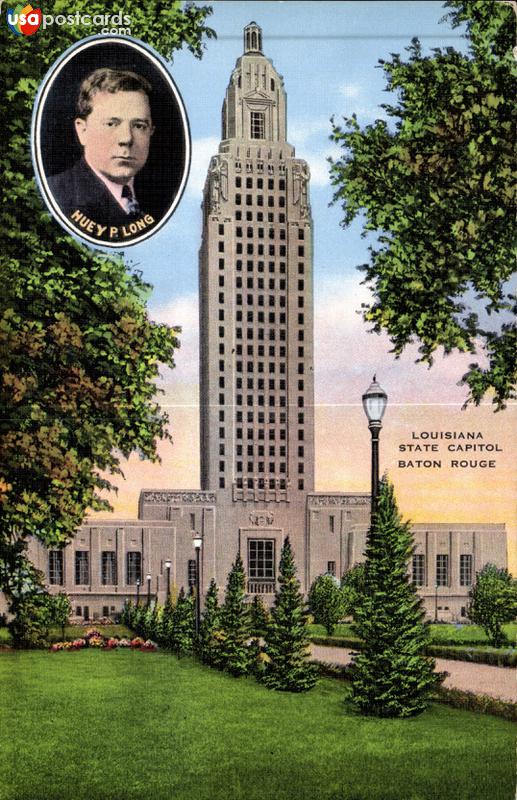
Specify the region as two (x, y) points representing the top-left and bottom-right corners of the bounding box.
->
(289, 116), (332, 146)
(338, 82), (361, 99)
(314, 276), (481, 406)
(151, 293), (200, 393)
(185, 136), (220, 196)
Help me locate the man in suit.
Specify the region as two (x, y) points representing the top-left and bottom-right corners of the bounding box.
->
(49, 68), (160, 241)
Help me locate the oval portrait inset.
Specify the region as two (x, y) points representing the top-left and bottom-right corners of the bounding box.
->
(32, 36), (190, 247)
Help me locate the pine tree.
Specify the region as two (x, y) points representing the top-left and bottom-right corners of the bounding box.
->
(262, 537), (318, 692)
(249, 594), (270, 638)
(197, 579), (221, 665)
(218, 554), (251, 676)
(167, 588), (195, 658)
(157, 593), (175, 647)
(351, 477), (436, 717)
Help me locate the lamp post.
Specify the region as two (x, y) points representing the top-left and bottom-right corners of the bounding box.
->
(146, 573), (152, 608)
(136, 578), (140, 606)
(165, 560), (171, 601)
(434, 581), (439, 623)
(193, 532), (203, 635)
(362, 375), (388, 520)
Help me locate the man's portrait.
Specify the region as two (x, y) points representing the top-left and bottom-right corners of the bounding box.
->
(32, 37), (190, 247)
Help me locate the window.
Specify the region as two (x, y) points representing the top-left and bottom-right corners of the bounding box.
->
(48, 550), (64, 585)
(436, 554), (449, 587)
(101, 551), (117, 585)
(188, 559), (197, 588)
(126, 552), (142, 585)
(327, 561), (336, 577)
(75, 551), (89, 585)
(329, 516), (335, 534)
(250, 111), (265, 139)
(248, 539), (275, 578)
(412, 554), (425, 587)
(460, 554), (473, 586)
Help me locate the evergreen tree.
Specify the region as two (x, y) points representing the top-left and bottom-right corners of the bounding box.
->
(218, 554), (251, 676)
(249, 594), (270, 638)
(157, 593), (175, 647)
(167, 588), (195, 658)
(351, 477), (436, 717)
(262, 537), (318, 692)
(197, 579), (221, 665)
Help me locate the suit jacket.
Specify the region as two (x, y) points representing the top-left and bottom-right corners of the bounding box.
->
(48, 158), (160, 227)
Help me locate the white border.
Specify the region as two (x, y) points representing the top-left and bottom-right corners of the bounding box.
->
(31, 34), (191, 249)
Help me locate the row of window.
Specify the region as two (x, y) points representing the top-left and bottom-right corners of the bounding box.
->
(49, 551), (143, 586)
(234, 211), (286, 223)
(49, 551), (199, 589)
(233, 159), (286, 176)
(233, 177), (289, 192)
(235, 194), (286, 209)
(231, 277), (304, 291)
(412, 553), (473, 587)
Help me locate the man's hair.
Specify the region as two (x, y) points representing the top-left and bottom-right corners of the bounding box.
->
(76, 68), (153, 119)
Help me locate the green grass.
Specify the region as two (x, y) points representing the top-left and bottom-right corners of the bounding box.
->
(0, 624), (132, 645)
(309, 622), (517, 646)
(0, 651), (514, 800)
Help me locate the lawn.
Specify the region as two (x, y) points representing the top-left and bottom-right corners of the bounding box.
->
(0, 651), (514, 800)
(309, 622), (517, 645)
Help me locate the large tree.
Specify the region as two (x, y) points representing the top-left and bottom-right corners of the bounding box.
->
(0, 2), (215, 596)
(351, 477), (435, 717)
(329, 0), (516, 409)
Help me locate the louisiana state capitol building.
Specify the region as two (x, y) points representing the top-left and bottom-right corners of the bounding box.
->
(17, 23), (507, 623)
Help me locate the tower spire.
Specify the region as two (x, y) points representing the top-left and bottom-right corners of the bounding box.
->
(244, 21), (263, 53)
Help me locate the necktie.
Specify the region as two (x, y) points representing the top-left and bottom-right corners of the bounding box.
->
(121, 185), (141, 218)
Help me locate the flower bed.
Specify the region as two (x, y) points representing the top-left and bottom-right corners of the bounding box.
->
(50, 629), (157, 652)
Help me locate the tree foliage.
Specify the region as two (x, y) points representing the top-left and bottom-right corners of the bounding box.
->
(197, 578), (221, 665)
(308, 573), (345, 635)
(340, 563), (366, 619)
(167, 587), (195, 657)
(0, 1), (215, 593)
(468, 563), (517, 646)
(329, 0), (516, 409)
(351, 478), (435, 717)
(217, 554), (252, 676)
(262, 537), (318, 692)
(249, 594), (269, 638)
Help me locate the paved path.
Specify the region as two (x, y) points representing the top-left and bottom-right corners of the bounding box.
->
(310, 645), (517, 703)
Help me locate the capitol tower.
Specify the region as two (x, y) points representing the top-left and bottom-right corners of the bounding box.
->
(200, 22), (315, 505)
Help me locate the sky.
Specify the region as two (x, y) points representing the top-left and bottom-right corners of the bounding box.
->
(89, 1), (517, 572)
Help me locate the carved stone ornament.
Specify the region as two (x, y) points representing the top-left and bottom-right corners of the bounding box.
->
(307, 494), (370, 507)
(249, 512), (274, 526)
(141, 491), (216, 505)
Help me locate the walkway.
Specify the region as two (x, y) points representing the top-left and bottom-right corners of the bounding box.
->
(310, 645), (517, 703)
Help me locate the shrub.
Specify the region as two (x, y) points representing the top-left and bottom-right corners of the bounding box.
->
(308, 574), (345, 636)
(468, 564), (517, 647)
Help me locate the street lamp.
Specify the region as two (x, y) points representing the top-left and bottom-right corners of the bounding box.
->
(165, 560), (172, 601)
(146, 573), (152, 607)
(193, 532), (203, 635)
(362, 375), (388, 520)
(136, 578), (140, 606)
(434, 581), (439, 623)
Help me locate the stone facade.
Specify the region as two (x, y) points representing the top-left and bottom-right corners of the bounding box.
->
(5, 24), (508, 623)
